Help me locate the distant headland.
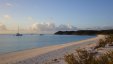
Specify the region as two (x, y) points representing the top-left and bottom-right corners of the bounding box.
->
(54, 29), (113, 35)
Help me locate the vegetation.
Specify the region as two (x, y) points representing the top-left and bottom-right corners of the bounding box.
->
(64, 49), (97, 64)
(105, 34), (113, 46)
(55, 29), (113, 35)
(64, 34), (113, 64)
(95, 34), (113, 49)
(64, 53), (78, 64)
(94, 39), (107, 49)
(65, 49), (113, 64)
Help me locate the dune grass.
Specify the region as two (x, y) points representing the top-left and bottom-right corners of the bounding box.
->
(94, 34), (113, 49)
(64, 34), (113, 64)
(65, 49), (113, 64)
(64, 49), (97, 64)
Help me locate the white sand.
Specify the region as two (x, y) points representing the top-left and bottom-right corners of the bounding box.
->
(0, 35), (104, 64)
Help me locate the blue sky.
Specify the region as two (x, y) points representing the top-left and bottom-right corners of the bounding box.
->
(0, 0), (113, 33)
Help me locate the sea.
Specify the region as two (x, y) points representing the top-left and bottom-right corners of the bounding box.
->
(0, 34), (95, 54)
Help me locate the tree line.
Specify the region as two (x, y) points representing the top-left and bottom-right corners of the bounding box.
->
(54, 29), (113, 35)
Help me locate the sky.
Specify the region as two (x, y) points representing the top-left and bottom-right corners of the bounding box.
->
(0, 0), (113, 34)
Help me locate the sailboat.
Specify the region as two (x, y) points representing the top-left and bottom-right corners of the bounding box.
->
(39, 34), (44, 36)
(16, 25), (23, 36)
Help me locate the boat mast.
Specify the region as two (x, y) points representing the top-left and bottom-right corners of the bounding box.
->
(18, 25), (19, 33)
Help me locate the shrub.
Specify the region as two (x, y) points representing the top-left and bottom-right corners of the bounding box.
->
(105, 34), (113, 46)
(65, 34), (113, 64)
(96, 51), (113, 64)
(95, 34), (113, 49)
(94, 39), (107, 49)
(64, 53), (79, 64)
(64, 49), (97, 64)
(64, 49), (113, 64)
(76, 49), (96, 64)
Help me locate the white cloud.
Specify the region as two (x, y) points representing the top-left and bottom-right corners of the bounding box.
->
(30, 22), (55, 31)
(56, 24), (77, 31)
(30, 22), (77, 33)
(3, 15), (12, 20)
(0, 23), (7, 31)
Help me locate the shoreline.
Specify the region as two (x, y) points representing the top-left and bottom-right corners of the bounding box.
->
(0, 35), (104, 64)
(0, 35), (95, 55)
(0, 35), (95, 56)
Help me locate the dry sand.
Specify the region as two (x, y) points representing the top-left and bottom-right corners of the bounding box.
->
(0, 35), (104, 64)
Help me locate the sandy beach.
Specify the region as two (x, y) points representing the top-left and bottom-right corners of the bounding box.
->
(0, 35), (104, 64)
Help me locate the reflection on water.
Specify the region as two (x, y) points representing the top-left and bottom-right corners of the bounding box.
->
(0, 34), (95, 54)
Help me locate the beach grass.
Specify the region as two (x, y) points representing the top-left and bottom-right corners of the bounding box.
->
(65, 49), (113, 64)
(65, 34), (113, 64)
(94, 34), (113, 49)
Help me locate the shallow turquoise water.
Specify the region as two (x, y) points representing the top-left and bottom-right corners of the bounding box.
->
(0, 34), (95, 54)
